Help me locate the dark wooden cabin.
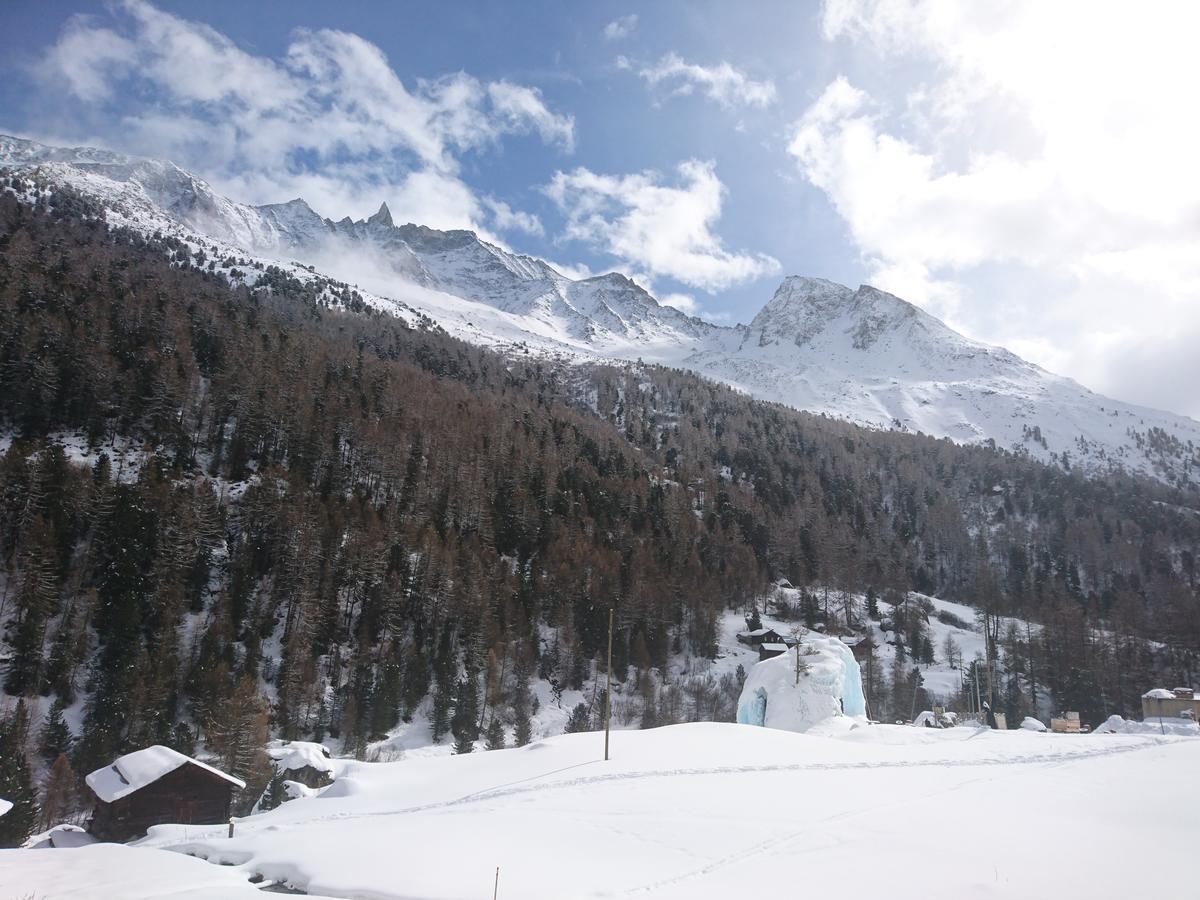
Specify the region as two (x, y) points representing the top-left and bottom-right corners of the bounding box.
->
(85, 746), (246, 842)
(758, 642), (789, 661)
(737, 627), (783, 647)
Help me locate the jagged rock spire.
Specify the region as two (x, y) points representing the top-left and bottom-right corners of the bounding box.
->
(367, 202), (393, 228)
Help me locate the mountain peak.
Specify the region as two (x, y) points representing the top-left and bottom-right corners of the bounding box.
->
(748, 276), (854, 345)
(367, 202), (393, 228)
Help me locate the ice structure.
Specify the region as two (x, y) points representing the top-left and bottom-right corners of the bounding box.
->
(737, 635), (867, 732)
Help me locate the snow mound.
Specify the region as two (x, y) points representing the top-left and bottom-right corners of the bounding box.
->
(0, 797), (11, 817)
(736, 635), (866, 732)
(22, 824), (97, 849)
(1020, 717), (1048, 732)
(266, 741), (335, 775)
(85, 745), (245, 803)
(1094, 715), (1200, 737)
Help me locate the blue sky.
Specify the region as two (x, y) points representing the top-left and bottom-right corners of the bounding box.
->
(3, 1), (1200, 417)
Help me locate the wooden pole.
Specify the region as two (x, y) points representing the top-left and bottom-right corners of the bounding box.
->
(604, 607), (613, 762)
(228, 817), (235, 838)
(493, 866), (500, 899)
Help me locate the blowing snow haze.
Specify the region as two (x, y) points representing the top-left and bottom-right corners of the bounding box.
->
(1, 4), (1199, 899)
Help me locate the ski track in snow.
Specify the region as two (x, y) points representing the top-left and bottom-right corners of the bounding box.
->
(174, 734), (1158, 848)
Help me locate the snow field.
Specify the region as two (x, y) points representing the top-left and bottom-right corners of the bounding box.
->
(5, 723), (1190, 899)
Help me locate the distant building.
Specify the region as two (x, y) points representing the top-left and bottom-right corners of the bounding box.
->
(737, 627), (783, 647)
(85, 746), (245, 842)
(758, 642), (789, 661)
(1141, 687), (1200, 721)
(838, 634), (872, 663)
(1050, 712), (1083, 733)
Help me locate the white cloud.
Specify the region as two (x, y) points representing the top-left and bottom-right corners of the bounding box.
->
(790, 0), (1200, 416)
(544, 160), (780, 292)
(487, 81), (575, 152)
(34, 0), (570, 231)
(659, 292), (699, 315)
(636, 53), (776, 109)
(41, 17), (136, 102)
(485, 197), (544, 236)
(603, 15), (639, 41)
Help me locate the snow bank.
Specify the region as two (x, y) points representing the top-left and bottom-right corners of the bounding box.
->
(1, 843), (267, 898)
(22, 824), (97, 849)
(15, 722), (1194, 900)
(736, 635), (866, 732)
(0, 797), (11, 817)
(1094, 715), (1200, 737)
(266, 740), (335, 775)
(1020, 717), (1048, 732)
(85, 745), (245, 803)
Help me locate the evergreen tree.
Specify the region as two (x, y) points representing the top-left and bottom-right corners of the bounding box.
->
(511, 654), (534, 747)
(485, 718), (506, 751)
(564, 703), (591, 733)
(258, 770), (289, 812)
(39, 698), (73, 762)
(0, 704), (38, 847)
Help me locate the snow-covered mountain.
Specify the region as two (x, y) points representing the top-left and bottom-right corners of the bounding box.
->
(3, 134), (1198, 485)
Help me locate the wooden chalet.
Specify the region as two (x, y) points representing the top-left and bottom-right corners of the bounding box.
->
(85, 746), (246, 842)
(758, 642), (789, 661)
(737, 627), (783, 647)
(838, 634), (871, 663)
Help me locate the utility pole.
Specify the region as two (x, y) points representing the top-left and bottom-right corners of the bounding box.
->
(604, 607), (613, 762)
(493, 867), (500, 900)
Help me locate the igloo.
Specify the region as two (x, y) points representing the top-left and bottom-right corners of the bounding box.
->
(736, 635), (867, 732)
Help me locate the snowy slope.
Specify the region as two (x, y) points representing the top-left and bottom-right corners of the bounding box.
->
(5, 723), (1198, 899)
(4, 135), (1198, 486)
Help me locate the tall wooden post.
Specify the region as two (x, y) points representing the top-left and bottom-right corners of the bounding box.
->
(493, 866), (500, 900)
(604, 607), (613, 761)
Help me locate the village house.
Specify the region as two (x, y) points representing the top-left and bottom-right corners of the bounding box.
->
(1141, 687), (1200, 721)
(838, 634), (872, 663)
(737, 627), (783, 647)
(85, 745), (245, 842)
(758, 642), (789, 661)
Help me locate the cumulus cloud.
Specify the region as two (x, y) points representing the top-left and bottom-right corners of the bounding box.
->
(34, 0), (572, 230)
(603, 15), (638, 41)
(485, 197), (544, 236)
(659, 292), (699, 315)
(790, 0), (1200, 416)
(544, 160), (780, 292)
(635, 53), (776, 109)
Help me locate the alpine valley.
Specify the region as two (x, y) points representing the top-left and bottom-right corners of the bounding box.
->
(2, 130), (1200, 879)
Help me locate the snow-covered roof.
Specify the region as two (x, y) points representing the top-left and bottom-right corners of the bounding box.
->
(839, 636), (865, 647)
(0, 797), (11, 817)
(85, 745), (246, 803)
(1143, 688), (1177, 699)
(760, 643), (789, 652)
(740, 627), (777, 638)
(268, 742), (335, 774)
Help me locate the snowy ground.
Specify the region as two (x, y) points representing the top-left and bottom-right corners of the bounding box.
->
(5, 722), (1197, 899)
